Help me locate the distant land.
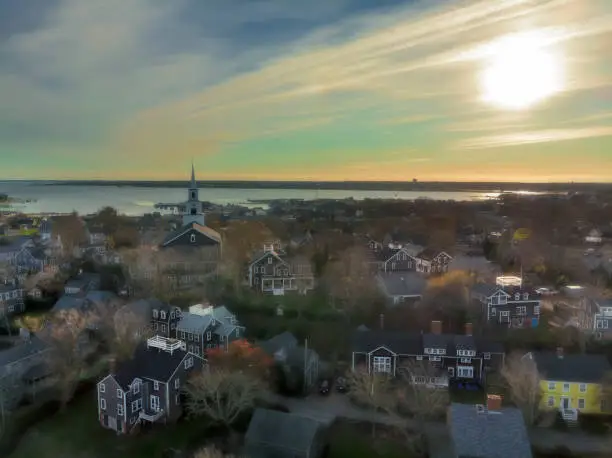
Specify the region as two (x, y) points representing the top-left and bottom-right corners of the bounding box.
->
(44, 180), (612, 193)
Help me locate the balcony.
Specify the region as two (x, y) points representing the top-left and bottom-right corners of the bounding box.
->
(139, 409), (164, 422)
(147, 336), (185, 354)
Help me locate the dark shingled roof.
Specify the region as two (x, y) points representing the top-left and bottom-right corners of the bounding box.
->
(244, 408), (322, 457)
(352, 330), (422, 355)
(530, 351), (612, 383)
(259, 331), (298, 355)
(113, 342), (191, 389)
(471, 283), (503, 297)
(449, 403), (532, 458)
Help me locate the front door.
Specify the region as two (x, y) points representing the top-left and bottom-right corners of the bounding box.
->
(150, 395), (160, 412)
(562, 397), (570, 409)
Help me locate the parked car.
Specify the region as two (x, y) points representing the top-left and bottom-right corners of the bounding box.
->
(319, 379), (331, 395)
(335, 376), (347, 393)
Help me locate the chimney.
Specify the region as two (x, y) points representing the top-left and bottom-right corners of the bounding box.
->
(557, 347), (564, 359)
(486, 394), (502, 411)
(431, 320), (442, 335)
(465, 322), (473, 336)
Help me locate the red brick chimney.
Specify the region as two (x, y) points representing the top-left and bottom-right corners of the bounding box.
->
(486, 394), (502, 411)
(431, 320), (442, 335)
(465, 322), (473, 336)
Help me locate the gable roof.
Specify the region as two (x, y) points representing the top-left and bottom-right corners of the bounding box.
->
(530, 352), (612, 383)
(161, 221), (221, 247)
(377, 272), (427, 297)
(244, 408), (322, 456)
(352, 330), (422, 355)
(471, 283), (505, 297)
(177, 312), (214, 333)
(259, 331), (298, 355)
(0, 335), (49, 377)
(449, 403), (532, 458)
(113, 343), (193, 389)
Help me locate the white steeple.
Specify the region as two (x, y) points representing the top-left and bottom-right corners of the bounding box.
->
(183, 162), (205, 225)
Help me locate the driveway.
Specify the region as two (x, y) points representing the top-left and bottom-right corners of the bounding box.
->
(268, 392), (612, 454)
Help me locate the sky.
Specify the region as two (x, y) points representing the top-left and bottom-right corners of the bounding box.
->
(1, 0), (611, 182)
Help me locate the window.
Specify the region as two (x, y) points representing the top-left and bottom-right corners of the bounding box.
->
(206, 331), (212, 341)
(491, 307), (496, 316)
(372, 356), (392, 373)
(547, 396), (555, 407)
(180, 331), (186, 339)
(175, 394), (181, 404)
(483, 353), (491, 360)
(153, 381), (159, 391)
(160, 311), (166, 320)
(416, 355), (423, 361)
(515, 293), (520, 300)
(191, 191), (196, 199)
(153, 309), (159, 318)
(175, 378), (180, 389)
(579, 384), (586, 393)
(100, 398), (107, 410)
(190, 234), (196, 243)
(185, 356), (194, 369)
(194, 334), (199, 342)
(578, 398), (585, 409)
(548, 382), (556, 390)
(460, 358), (472, 364)
(517, 306), (527, 315)
(161, 324), (166, 333)
(457, 366), (473, 378)
(563, 383), (570, 392)
(133, 381), (140, 394)
(391, 262), (396, 270)
(523, 293), (529, 300)
(99, 383), (105, 393)
(131, 399), (142, 412)
(429, 356), (441, 362)
(153, 322), (159, 331)
(534, 305), (540, 315)
(117, 389), (123, 399)
(117, 404), (124, 416)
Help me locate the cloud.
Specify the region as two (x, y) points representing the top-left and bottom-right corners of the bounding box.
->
(455, 126), (612, 149)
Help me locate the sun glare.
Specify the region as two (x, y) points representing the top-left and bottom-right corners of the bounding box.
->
(479, 31), (564, 110)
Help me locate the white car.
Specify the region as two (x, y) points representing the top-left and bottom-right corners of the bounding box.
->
(536, 287), (557, 296)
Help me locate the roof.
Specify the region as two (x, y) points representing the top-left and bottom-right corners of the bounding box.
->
(259, 331), (298, 355)
(471, 283), (503, 297)
(0, 336), (49, 377)
(162, 221), (221, 246)
(449, 403), (532, 458)
(244, 408), (322, 456)
(52, 294), (86, 312)
(0, 236), (31, 254)
(530, 352), (612, 383)
(377, 272), (427, 297)
(113, 342), (191, 388)
(415, 247), (442, 261)
(352, 330), (422, 354)
(177, 312), (214, 333)
(450, 255), (499, 273)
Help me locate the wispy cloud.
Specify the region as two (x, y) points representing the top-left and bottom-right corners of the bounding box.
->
(455, 126), (612, 149)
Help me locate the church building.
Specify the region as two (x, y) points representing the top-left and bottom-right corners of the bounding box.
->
(159, 164), (222, 285)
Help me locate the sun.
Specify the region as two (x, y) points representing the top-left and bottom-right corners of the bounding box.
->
(479, 32), (564, 110)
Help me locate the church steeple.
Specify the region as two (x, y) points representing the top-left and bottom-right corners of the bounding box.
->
(183, 163), (205, 226)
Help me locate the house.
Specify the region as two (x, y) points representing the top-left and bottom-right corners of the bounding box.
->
(524, 348), (612, 418)
(376, 272), (428, 304)
(0, 334), (51, 409)
(113, 298), (180, 337)
(244, 408), (327, 458)
(471, 280), (541, 328)
(0, 279), (25, 318)
(260, 331), (320, 391)
(188, 303), (244, 351)
(96, 335), (204, 434)
(351, 321), (504, 388)
(64, 271), (101, 295)
(413, 248), (453, 274)
(592, 298), (612, 338)
(158, 164), (222, 285)
(585, 229), (603, 244)
(448, 396), (532, 458)
(248, 245), (315, 295)
(52, 290), (117, 314)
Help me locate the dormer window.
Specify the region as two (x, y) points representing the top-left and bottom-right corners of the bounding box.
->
(160, 311), (166, 320)
(153, 309), (159, 318)
(523, 292), (529, 300)
(515, 293), (520, 301)
(190, 234), (196, 242)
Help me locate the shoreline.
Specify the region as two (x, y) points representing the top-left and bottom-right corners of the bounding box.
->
(39, 180), (612, 193)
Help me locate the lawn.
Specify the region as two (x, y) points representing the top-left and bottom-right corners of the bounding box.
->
(327, 420), (417, 458)
(8, 391), (215, 458)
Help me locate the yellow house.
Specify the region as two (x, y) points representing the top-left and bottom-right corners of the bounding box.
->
(525, 349), (611, 415)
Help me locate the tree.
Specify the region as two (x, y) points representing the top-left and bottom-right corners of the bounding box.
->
(52, 212), (87, 258)
(501, 352), (541, 425)
(121, 247), (176, 300)
(184, 369), (265, 429)
(41, 309), (94, 409)
(193, 447), (237, 458)
(207, 340), (273, 381)
(345, 368), (395, 437)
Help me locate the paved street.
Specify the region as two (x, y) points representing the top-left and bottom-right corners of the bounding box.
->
(268, 392), (612, 454)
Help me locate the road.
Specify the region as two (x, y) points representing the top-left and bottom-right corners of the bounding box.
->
(267, 392), (612, 454)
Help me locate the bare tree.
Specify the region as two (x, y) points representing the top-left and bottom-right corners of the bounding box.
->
(121, 247), (176, 300)
(193, 447), (237, 458)
(52, 213), (87, 259)
(501, 352), (541, 426)
(345, 368), (395, 437)
(41, 309), (93, 409)
(184, 369), (265, 430)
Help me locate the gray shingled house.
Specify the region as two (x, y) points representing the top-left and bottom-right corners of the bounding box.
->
(96, 335), (204, 434)
(244, 408), (327, 458)
(376, 271), (428, 305)
(448, 396), (532, 458)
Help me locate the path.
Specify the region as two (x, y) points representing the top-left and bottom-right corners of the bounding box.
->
(267, 392), (612, 454)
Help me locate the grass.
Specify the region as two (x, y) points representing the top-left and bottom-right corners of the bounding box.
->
(8, 391), (215, 458)
(327, 421), (416, 458)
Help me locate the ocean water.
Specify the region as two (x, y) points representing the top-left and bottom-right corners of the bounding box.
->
(0, 181), (496, 216)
